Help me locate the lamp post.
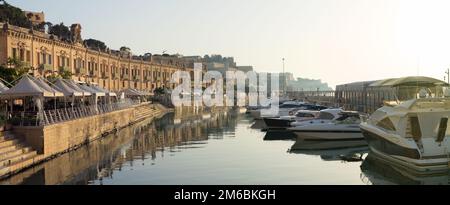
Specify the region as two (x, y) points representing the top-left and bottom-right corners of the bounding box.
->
(446, 68), (450, 84)
(282, 58), (285, 96)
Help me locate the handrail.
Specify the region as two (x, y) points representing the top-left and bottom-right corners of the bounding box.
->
(10, 99), (141, 127)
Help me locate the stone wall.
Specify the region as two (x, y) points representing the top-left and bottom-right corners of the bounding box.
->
(13, 105), (137, 157)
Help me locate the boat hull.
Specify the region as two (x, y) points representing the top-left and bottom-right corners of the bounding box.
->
(361, 127), (450, 173)
(263, 118), (293, 129)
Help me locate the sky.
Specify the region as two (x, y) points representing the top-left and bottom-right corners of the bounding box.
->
(8, 0), (450, 88)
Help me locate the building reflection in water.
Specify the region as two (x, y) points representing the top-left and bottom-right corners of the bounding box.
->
(289, 138), (369, 163)
(0, 108), (238, 185)
(360, 153), (450, 185)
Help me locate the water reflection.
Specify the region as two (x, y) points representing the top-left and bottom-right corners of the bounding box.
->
(289, 139), (369, 163)
(3, 108), (448, 185)
(0, 108), (238, 185)
(263, 130), (296, 141)
(360, 153), (450, 185)
(250, 119), (267, 130)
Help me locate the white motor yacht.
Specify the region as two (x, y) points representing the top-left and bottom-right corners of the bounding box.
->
(360, 77), (450, 173)
(290, 108), (343, 127)
(360, 97), (450, 173)
(263, 110), (320, 129)
(288, 111), (363, 140)
(251, 101), (306, 119)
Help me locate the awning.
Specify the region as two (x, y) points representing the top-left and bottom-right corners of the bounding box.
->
(121, 88), (143, 96)
(32, 77), (64, 97)
(0, 81), (9, 93)
(91, 85), (117, 97)
(52, 79), (83, 97)
(62, 79), (92, 97)
(0, 75), (55, 98)
(370, 76), (448, 87)
(79, 84), (106, 97)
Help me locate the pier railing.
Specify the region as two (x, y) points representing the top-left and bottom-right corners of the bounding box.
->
(10, 99), (140, 127)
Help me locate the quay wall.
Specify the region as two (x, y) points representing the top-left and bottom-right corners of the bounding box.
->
(15, 107), (135, 157)
(0, 103), (172, 180)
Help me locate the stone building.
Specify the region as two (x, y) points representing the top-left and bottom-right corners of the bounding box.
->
(23, 11), (45, 26)
(0, 22), (197, 92)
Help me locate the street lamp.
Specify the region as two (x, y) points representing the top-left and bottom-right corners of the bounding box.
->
(446, 68), (450, 84)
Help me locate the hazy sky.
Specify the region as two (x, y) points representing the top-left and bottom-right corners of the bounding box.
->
(9, 0), (450, 87)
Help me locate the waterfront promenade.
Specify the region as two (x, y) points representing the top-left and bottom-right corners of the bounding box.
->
(0, 100), (173, 179)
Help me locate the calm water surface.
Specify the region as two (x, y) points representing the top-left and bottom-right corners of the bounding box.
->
(1, 109), (449, 185)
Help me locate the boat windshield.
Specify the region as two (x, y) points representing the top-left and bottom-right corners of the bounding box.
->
(396, 85), (450, 101)
(334, 113), (361, 124)
(318, 112), (336, 120)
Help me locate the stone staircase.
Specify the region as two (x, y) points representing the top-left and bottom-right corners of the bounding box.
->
(0, 131), (39, 179)
(134, 104), (164, 121)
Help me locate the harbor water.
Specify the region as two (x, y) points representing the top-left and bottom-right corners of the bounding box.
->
(1, 109), (448, 185)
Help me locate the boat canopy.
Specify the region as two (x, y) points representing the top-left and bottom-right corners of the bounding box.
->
(369, 76), (448, 87)
(0, 75), (59, 98)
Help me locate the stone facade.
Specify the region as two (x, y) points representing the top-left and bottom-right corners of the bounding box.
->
(0, 22), (198, 92)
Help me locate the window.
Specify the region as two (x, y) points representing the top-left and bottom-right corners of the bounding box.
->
(409, 117), (422, 141)
(296, 113), (315, 118)
(318, 112), (335, 120)
(19, 49), (25, 61)
(26, 51), (31, 62)
(12, 48), (17, 59)
(42, 53), (46, 64)
(437, 118), (448, 142)
(48, 54), (52, 65)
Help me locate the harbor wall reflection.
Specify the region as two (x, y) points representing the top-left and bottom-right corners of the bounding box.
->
(0, 108), (239, 185)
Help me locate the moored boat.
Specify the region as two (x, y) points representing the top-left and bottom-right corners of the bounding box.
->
(288, 111), (363, 141)
(360, 77), (450, 173)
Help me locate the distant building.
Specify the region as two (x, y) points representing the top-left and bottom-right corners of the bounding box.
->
(287, 77), (333, 91)
(236, 66), (253, 73)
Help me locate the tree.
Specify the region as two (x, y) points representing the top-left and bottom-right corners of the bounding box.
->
(48, 23), (71, 41)
(154, 87), (166, 95)
(0, 1), (32, 28)
(120, 46), (131, 52)
(84, 39), (108, 51)
(59, 70), (72, 79)
(0, 57), (31, 83)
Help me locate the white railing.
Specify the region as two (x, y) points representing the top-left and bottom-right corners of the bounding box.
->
(10, 99), (141, 127)
(41, 99), (140, 126)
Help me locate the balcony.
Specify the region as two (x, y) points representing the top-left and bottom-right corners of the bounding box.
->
(75, 67), (86, 75)
(133, 75), (140, 81)
(121, 74), (129, 80)
(59, 66), (71, 73)
(38, 64), (53, 72)
(101, 72), (109, 79)
(88, 70), (97, 78)
(111, 73), (119, 80)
